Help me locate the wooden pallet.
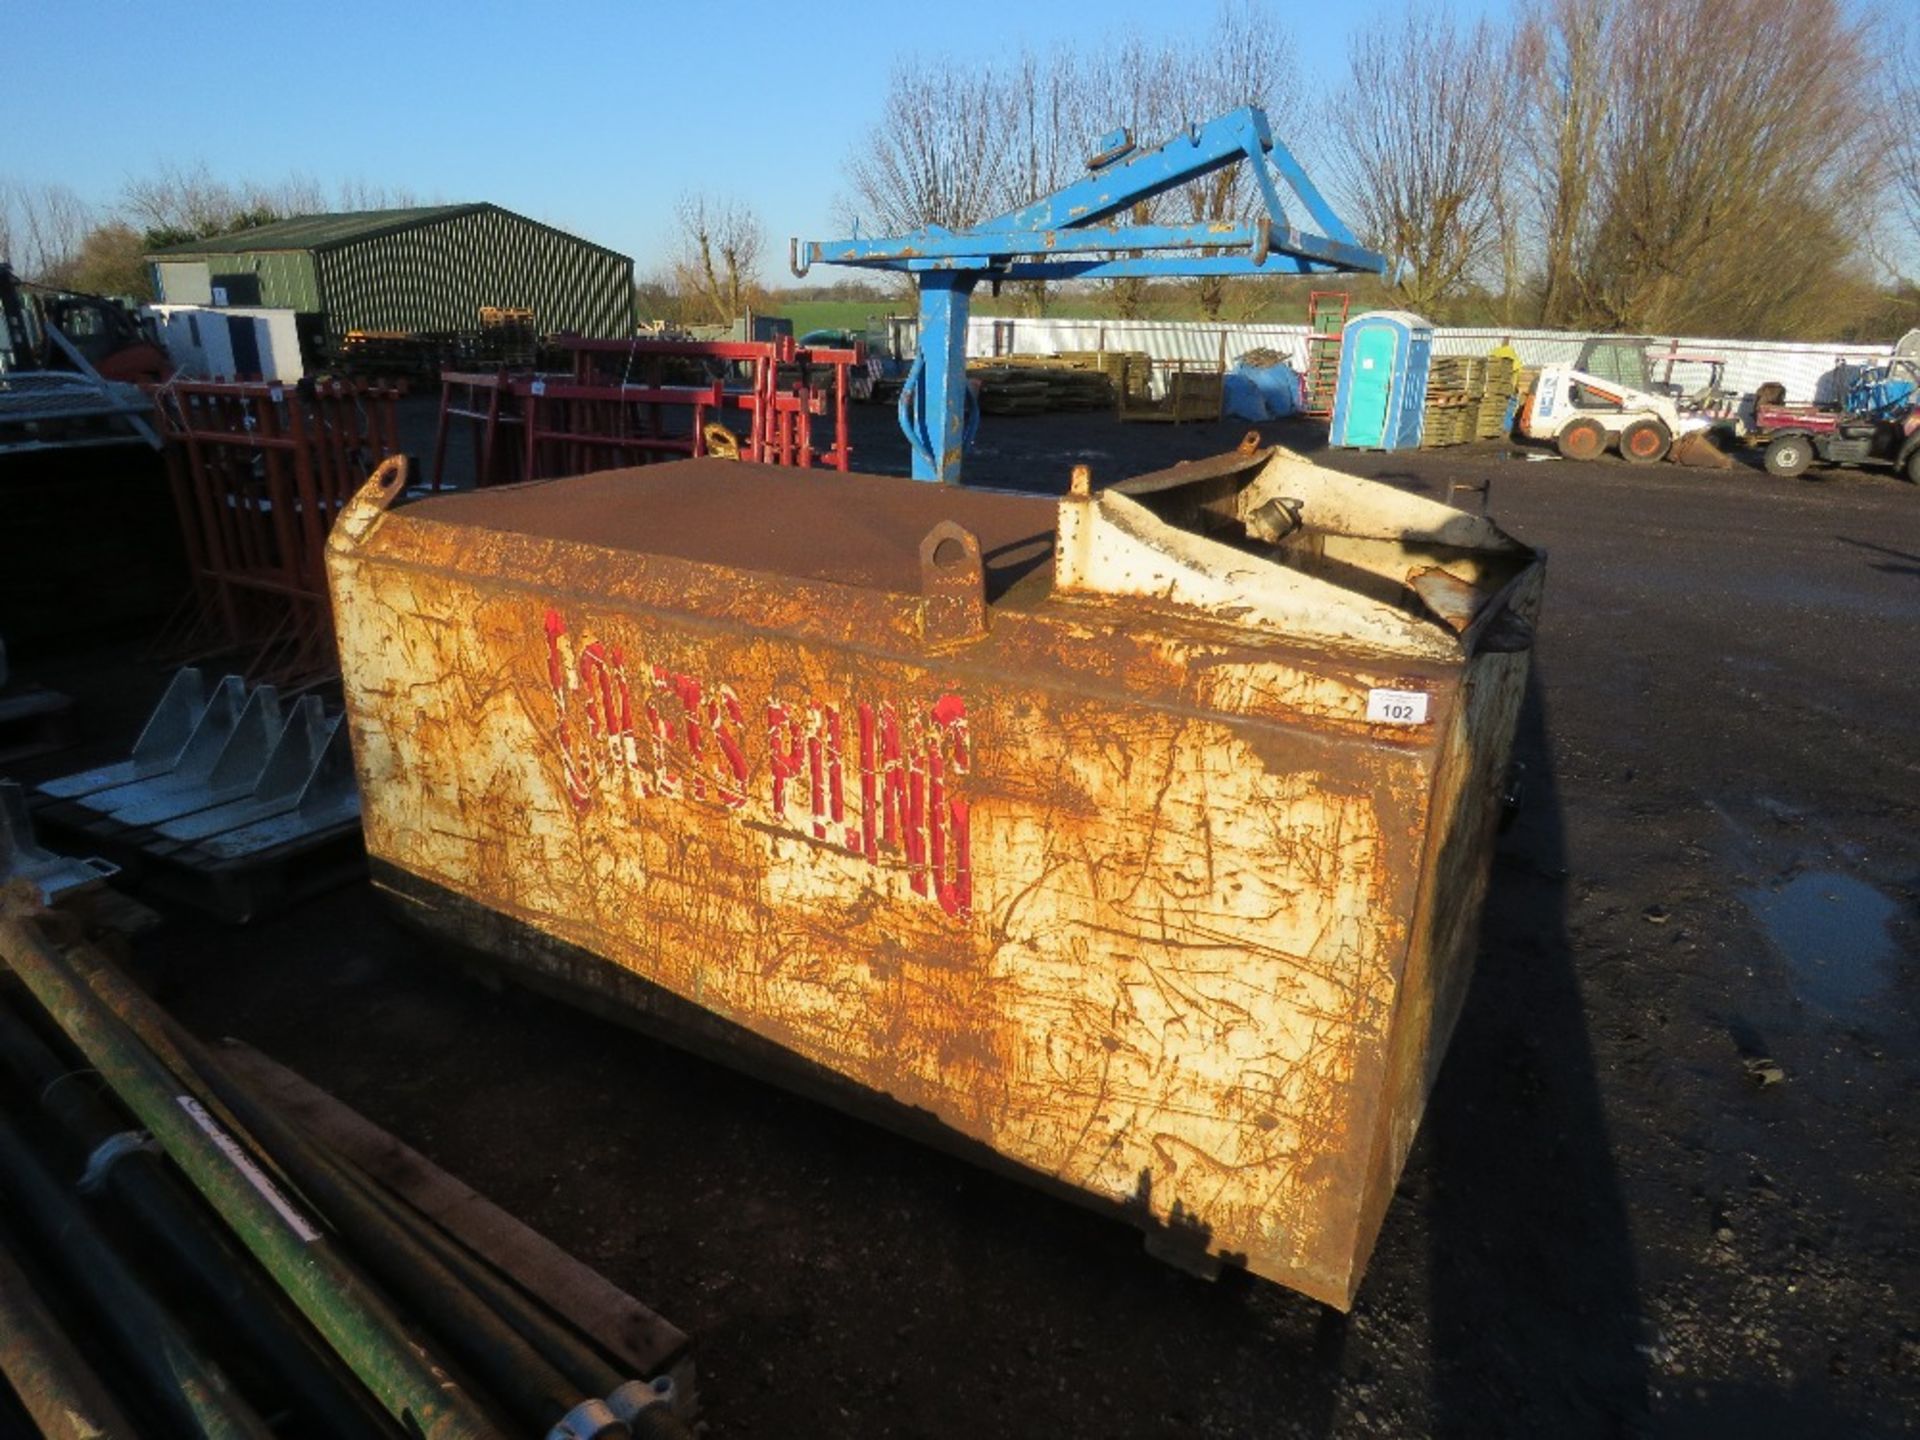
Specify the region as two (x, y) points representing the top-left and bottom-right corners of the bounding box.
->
(1117, 361), (1224, 424)
(1421, 402), (1479, 448)
(1421, 352), (1527, 446)
(27, 793), (365, 925)
(1056, 350), (1153, 402)
(1475, 356), (1520, 440)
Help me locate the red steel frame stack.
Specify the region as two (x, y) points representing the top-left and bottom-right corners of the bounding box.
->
(1304, 290), (1350, 419)
(151, 378), (400, 685)
(430, 335), (863, 491)
(431, 370), (525, 490)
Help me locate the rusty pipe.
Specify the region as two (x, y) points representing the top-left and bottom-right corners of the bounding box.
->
(0, 912), (510, 1440)
(295, 1130), (692, 1436)
(0, 994), (400, 1440)
(25, 921), (627, 1440)
(0, 1226), (139, 1440)
(327, 1143), (622, 1392)
(0, 1109), (276, 1439)
(165, 1031), (633, 1439)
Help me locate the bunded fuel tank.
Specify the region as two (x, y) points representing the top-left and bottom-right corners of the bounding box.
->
(326, 442), (1544, 1307)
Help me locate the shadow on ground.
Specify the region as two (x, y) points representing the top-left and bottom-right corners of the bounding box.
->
(1424, 674), (1651, 1435)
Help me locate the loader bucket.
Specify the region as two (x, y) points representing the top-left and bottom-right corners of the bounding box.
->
(1671, 429), (1733, 470)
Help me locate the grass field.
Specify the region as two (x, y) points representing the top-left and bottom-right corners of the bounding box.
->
(775, 300), (889, 337)
(772, 294), (1321, 333)
(768, 283), (1467, 332)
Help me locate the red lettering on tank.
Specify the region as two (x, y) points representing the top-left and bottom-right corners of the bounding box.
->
(767, 700), (802, 814)
(706, 687), (749, 810)
(540, 609), (971, 919)
(857, 703), (878, 862)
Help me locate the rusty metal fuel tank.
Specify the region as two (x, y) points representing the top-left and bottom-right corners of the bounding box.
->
(326, 443), (1544, 1307)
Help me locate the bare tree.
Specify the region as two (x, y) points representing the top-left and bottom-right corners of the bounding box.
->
(1008, 49), (1090, 216)
(1510, 0), (1875, 336)
(1577, 0), (1871, 336)
(1488, 168), (1528, 327)
(1177, 1), (1306, 319)
(1512, 0), (1620, 326)
(333, 176), (421, 212)
(1886, 17), (1920, 273)
(121, 163), (416, 250)
(1077, 5), (1304, 320)
(0, 181), (94, 280)
(1326, 5), (1511, 315)
(833, 8), (1305, 321)
(672, 192), (765, 325)
(123, 162), (279, 245)
(844, 56), (1022, 236)
(1057, 7), (1302, 321)
(1077, 33), (1188, 319)
(1002, 48), (1094, 315)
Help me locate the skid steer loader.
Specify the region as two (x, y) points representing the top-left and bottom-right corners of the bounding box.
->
(1519, 363), (1715, 465)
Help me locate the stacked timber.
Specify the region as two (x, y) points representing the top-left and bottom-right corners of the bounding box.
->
(1421, 400), (1478, 447)
(1057, 350), (1153, 404)
(967, 356), (1119, 414)
(972, 371), (1051, 416)
(1423, 353), (1521, 448)
(1477, 355), (1520, 439)
(1422, 355), (1481, 448)
(1427, 355), (1488, 402)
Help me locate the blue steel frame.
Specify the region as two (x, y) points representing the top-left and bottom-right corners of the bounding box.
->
(795, 106), (1385, 483)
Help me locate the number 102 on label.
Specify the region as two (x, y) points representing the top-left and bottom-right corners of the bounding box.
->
(1366, 688), (1431, 725)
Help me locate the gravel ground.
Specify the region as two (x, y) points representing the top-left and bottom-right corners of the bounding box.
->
(14, 399), (1918, 1438)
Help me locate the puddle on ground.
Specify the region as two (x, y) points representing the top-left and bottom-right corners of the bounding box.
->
(1742, 871), (1902, 1019)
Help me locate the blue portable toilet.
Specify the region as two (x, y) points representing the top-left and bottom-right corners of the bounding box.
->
(1329, 310), (1433, 451)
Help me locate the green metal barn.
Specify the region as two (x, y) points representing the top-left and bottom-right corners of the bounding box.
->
(148, 204), (634, 340)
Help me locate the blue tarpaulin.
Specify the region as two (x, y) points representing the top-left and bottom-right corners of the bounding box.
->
(1224, 361), (1302, 421)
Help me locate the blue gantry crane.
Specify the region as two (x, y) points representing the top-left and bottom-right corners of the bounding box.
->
(794, 105), (1386, 484)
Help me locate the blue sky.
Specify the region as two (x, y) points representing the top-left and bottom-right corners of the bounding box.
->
(11, 0), (1505, 278)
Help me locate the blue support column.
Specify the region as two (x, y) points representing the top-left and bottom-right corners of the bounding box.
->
(903, 272), (978, 484)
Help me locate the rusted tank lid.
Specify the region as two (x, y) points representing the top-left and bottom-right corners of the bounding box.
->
(408, 460), (1056, 599)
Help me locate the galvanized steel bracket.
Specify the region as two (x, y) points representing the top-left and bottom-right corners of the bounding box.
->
(546, 1398), (623, 1440)
(0, 780), (118, 902)
(76, 1129), (159, 1193)
(607, 1375), (677, 1419)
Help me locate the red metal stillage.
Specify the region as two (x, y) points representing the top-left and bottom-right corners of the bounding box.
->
(150, 378), (400, 685)
(429, 336), (863, 489)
